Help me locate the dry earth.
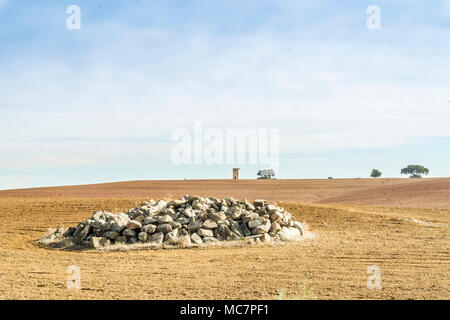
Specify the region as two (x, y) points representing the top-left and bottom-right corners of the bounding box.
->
(1, 178), (449, 208)
(0, 178), (448, 299)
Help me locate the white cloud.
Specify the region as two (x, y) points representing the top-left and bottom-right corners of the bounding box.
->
(0, 140), (172, 169)
(1, 28), (449, 154)
(1, 3), (449, 187)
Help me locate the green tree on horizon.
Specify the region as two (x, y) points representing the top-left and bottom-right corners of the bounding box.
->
(400, 165), (429, 178)
(370, 169), (382, 178)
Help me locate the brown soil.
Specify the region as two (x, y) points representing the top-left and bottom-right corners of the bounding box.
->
(0, 179), (448, 299)
(1, 178), (449, 208)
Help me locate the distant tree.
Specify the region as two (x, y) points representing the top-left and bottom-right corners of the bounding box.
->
(400, 165), (429, 178)
(370, 169), (382, 178)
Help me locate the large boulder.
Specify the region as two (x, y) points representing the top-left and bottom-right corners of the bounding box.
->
(203, 237), (219, 243)
(241, 222), (252, 236)
(261, 233), (271, 242)
(176, 217), (190, 225)
(230, 221), (244, 237)
(122, 228), (137, 238)
(111, 222), (126, 233)
(142, 224), (156, 234)
(104, 231), (120, 240)
(157, 215), (173, 224)
(89, 236), (109, 249)
(149, 232), (164, 244)
(202, 219), (217, 230)
(270, 222), (281, 234)
(138, 232), (148, 242)
(115, 236), (127, 244)
(207, 211), (226, 222)
(164, 229), (179, 242)
(253, 199), (266, 207)
(73, 224), (90, 244)
(143, 217), (156, 225)
(248, 218), (263, 229)
(215, 224), (232, 241)
(127, 220), (142, 230)
(183, 208), (196, 218)
(197, 228), (214, 238)
(190, 233), (203, 244)
(63, 227), (76, 237)
(270, 212), (283, 222)
(187, 219), (202, 232)
(265, 204), (278, 214)
(157, 223), (172, 233)
(252, 221), (271, 235)
(169, 221), (182, 230)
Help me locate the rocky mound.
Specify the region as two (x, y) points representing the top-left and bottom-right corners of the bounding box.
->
(41, 195), (305, 250)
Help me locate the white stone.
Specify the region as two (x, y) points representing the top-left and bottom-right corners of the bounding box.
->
(127, 220), (142, 230)
(138, 231), (148, 242)
(202, 219), (217, 229)
(294, 221), (305, 236)
(248, 218), (262, 229)
(278, 227), (301, 242)
(190, 233), (203, 244)
(197, 228), (214, 238)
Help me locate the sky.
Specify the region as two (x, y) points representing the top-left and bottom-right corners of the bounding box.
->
(0, 0), (449, 189)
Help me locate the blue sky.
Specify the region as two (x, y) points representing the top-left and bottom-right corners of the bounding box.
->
(0, 0), (449, 189)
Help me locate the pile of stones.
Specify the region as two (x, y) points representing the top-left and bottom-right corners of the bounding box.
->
(60, 195), (305, 249)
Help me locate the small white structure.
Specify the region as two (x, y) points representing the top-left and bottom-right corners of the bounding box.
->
(233, 168), (240, 180)
(257, 169), (275, 179)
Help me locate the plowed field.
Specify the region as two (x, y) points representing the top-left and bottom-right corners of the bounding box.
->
(0, 179), (448, 299)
